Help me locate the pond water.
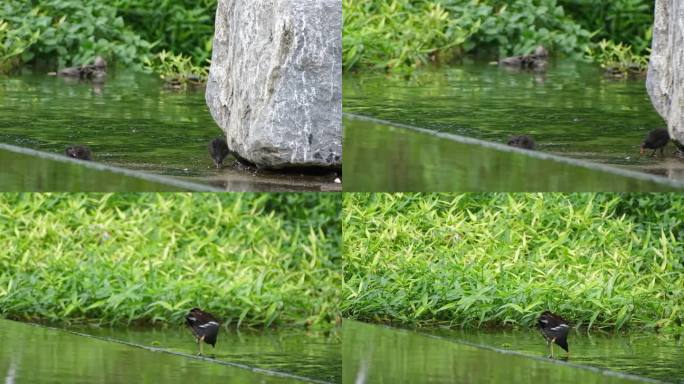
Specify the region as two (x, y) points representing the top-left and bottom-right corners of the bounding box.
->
(0, 71), (339, 192)
(343, 115), (684, 192)
(343, 60), (684, 185)
(0, 319), (340, 383)
(0, 143), (215, 191)
(343, 320), (681, 384)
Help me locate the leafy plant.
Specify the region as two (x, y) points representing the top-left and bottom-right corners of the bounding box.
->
(0, 0), (153, 69)
(0, 19), (40, 73)
(585, 39), (649, 78)
(144, 50), (209, 87)
(559, 0), (654, 55)
(343, 0), (594, 73)
(112, 0), (217, 66)
(343, 193), (684, 330)
(0, 193), (341, 329)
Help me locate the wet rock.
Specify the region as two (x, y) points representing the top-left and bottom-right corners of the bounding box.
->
(206, 0), (342, 169)
(50, 56), (107, 80)
(647, 0), (684, 144)
(500, 46), (548, 71)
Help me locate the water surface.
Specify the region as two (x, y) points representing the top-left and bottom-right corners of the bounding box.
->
(66, 323), (342, 383)
(0, 319), (317, 383)
(343, 320), (672, 384)
(343, 116), (684, 192)
(0, 72), (339, 191)
(343, 60), (684, 182)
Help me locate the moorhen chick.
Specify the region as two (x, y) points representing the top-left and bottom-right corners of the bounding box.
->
(65, 145), (93, 161)
(185, 308), (220, 356)
(640, 128), (670, 156)
(208, 138), (230, 168)
(538, 311), (570, 358)
(507, 135), (536, 150)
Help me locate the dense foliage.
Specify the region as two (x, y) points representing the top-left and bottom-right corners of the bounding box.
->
(0, 0), (216, 79)
(0, 0), (153, 70)
(343, 0), (654, 73)
(113, 0), (216, 66)
(0, 193), (341, 329)
(343, 193), (684, 330)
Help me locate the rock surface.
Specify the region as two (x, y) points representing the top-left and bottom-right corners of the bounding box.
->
(647, 0), (684, 143)
(206, 0), (342, 169)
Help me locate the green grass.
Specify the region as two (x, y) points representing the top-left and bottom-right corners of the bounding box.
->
(0, 193), (341, 329)
(343, 0), (593, 73)
(343, 193), (684, 331)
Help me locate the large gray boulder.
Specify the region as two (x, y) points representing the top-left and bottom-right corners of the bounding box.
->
(206, 0), (342, 169)
(647, 0), (684, 143)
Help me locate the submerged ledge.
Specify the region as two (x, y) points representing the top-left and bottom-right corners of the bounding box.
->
(343, 113), (684, 192)
(0, 143), (220, 192)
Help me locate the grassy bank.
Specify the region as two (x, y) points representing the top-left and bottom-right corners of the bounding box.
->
(343, 0), (652, 74)
(0, 193), (341, 329)
(343, 193), (684, 331)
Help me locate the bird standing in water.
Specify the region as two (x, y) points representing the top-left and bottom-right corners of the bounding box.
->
(538, 311), (570, 358)
(208, 138), (230, 168)
(185, 308), (220, 356)
(640, 128), (670, 156)
(65, 145), (93, 160)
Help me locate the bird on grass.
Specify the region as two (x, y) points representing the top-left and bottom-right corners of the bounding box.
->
(507, 135), (536, 150)
(640, 128), (670, 156)
(185, 308), (220, 356)
(65, 145), (93, 161)
(538, 311), (570, 359)
(208, 137), (230, 168)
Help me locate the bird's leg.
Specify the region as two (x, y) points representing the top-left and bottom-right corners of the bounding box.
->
(550, 338), (555, 359)
(198, 335), (205, 356)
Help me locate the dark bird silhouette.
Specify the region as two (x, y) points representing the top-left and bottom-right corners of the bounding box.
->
(673, 138), (684, 158)
(640, 128), (670, 156)
(209, 138), (230, 169)
(538, 311), (570, 358)
(65, 145), (92, 161)
(507, 135), (536, 150)
(185, 308), (220, 356)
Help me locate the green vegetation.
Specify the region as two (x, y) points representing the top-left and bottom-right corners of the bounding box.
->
(0, 19), (40, 73)
(0, 0), (217, 81)
(0, 193), (341, 329)
(343, 193), (684, 331)
(585, 39), (649, 78)
(343, 0), (654, 74)
(144, 50), (208, 87)
(113, 0), (216, 66)
(0, 1), (153, 70)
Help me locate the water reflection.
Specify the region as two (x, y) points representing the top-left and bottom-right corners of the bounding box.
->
(343, 320), (668, 384)
(343, 60), (684, 181)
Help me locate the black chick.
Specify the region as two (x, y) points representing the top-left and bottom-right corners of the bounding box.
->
(507, 135), (536, 150)
(209, 138), (230, 168)
(65, 145), (93, 160)
(640, 128), (670, 156)
(538, 311), (570, 358)
(185, 308), (220, 356)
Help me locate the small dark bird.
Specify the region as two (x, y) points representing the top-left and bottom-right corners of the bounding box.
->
(65, 145), (92, 160)
(640, 128), (670, 156)
(507, 135), (536, 150)
(673, 139), (684, 158)
(185, 308), (220, 356)
(538, 311), (570, 358)
(209, 138), (230, 168)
